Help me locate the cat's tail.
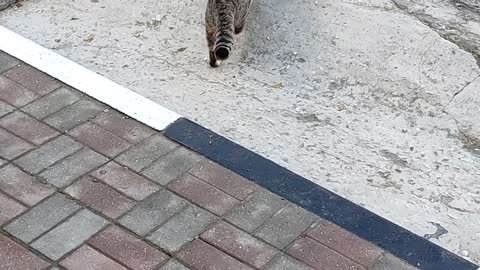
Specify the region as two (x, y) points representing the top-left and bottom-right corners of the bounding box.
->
(214, 9), (235, 61)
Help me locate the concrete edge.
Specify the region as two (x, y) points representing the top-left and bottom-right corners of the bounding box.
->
(164, 118), (480, 270)
(0, 26), (181, 131)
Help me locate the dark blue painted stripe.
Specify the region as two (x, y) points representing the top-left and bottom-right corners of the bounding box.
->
(164, 118), (478, 270)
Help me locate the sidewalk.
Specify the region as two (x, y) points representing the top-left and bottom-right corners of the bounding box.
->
(0, 50), (472, 270)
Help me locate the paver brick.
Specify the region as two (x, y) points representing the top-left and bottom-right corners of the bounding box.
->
(92, 110), (154, 143)
(39, 148), (108, 188)
(0, 111), (59, 145)
(31, 209), (108, 260)
(0, 100), (14, 117)
(0, 128), (34, 159)
(92, 162), (159, 201)
(0, 75), (38, 107)
(307, 220), (383, 268)
(200, 221), (278, 268)
(119, 189), (187, 236)
(5, 193), (81, 243)
(190, 160), (256, 200)
(226, 189), (287, 233)
(0, 191), (26, 226)
(3, 64), (60, 95)
(0, 52), (19, 73)
(254, 204), (318, 249)
(69, 122), (131, 158)
(371, 253), (419, 270)
(22, 87), (81, 119)
(177, 239), (254, 270)
(44, 100), (104, 131)
(288, 237), (366, 270)
(0, 234), (49, 270)
(147, 204), (216, 253)
(89, 225), (169, 270)
(14, 135), (82, 174)
(159, 260), (190, 270)
(60, 245), (128, 270)
(65, 176), (136, 219)
(142, 147), (203, 185)
(168, 174), (238, 216)
(115, 134), (178, 172)
(265, 254), (314, 270)
(0, 164), (54, 206)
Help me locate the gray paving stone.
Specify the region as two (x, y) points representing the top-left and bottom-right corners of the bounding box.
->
(119, 189), (187, 236)
(39, 148), (108, 188)
(0, 52), (19, 73)
(44, 99), (104, 131)
(5, 193), (81, 243)
(371, 253), (420, 270)
(265, 254), (314, 270)
(147, 204), (216, 253)
(0, 100), (14, 117)
(31, 209), (108, 260)
(0, 128), (34, 160)
(226, 189), (287, 233)
(160, 259), (190, 270)
(0, 164), (54, 206)
(115, 134), (178, 172)
(14, 135), (82, 174)
(92, 110), (154, 144)
(22, 87), (81, 119)
(142, 147), (203, 185)
(254, 204), (319, 249)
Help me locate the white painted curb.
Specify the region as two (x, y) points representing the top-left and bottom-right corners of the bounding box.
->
(0, 26), (181, 131)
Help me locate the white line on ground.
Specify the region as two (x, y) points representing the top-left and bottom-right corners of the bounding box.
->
(0, 26), (181, 131)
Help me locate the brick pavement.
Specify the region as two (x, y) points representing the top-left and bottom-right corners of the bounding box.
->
(0, 50), (421, 270)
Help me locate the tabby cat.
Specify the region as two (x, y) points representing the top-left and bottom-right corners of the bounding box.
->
(205, 0), (252, 67)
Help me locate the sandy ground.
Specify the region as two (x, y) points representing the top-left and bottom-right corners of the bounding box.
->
(1, 0), (480, 263)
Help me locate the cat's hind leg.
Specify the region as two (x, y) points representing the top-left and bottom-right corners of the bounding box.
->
(234, 16), (246, 34)
(206, 11), (218, 67)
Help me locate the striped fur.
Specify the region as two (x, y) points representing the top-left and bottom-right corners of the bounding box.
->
(205, 0), (252, 67)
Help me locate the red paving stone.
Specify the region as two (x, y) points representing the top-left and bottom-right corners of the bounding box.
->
(0, 234), (49, 270)
(288, 237), (366, 270)
(0, 191), (26, 225)
(0, 111), (59, 145)
(307, 220), (383, 268)
(64, 176), (136, 219)
(91, 161), (159, 201)
(177, 239), (254, 270)
(3, 64), (60, 95)
(89, 226), (169, 270)
(190, 160), (256, 200)
(168, 174), (239, 216)
(200, 221), (278, 268)
(60, 245), (128, 270)
(69, 122), (132, 158)
(0, 164), (54, 206)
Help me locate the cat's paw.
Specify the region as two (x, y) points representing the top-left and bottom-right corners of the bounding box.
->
(209, 60), (220, 68)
